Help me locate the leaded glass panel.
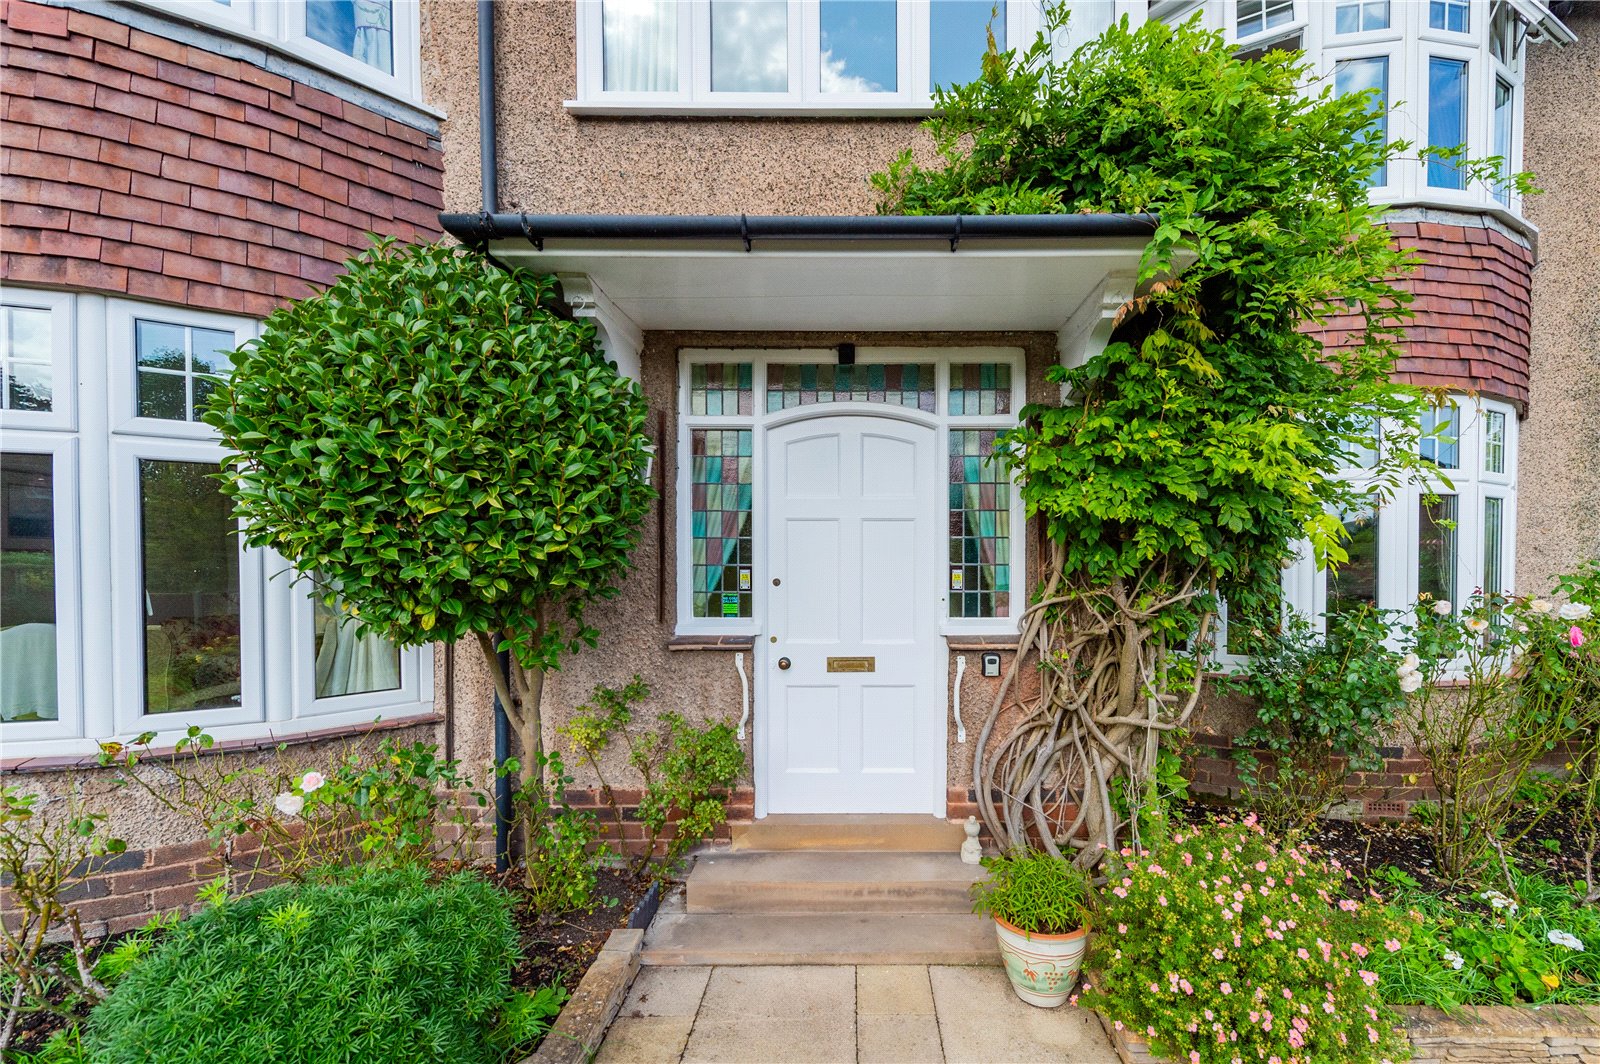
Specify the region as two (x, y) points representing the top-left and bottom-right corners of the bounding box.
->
(765, 363), (935, 413)
(689, 362), (753, 416)
(690, 429), (753, 618)
(948, 429), (1009, 618)
(948, 362), (1011, 416)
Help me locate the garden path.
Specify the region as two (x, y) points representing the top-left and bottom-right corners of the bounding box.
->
(595, 963), (1116, 1063)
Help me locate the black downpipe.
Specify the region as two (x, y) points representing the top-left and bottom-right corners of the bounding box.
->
(479, 0), (512, 875)
(493, 641), (512, 875)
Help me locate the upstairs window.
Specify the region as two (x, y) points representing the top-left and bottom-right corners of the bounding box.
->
(1335, 56), (1390, 187)
(1236, 0), (1296, 39)
(1333, 0), (1389, 34)
(1426, 57), (1469, 189)
(1430, 0), (1470, 33)
(575, 0), (1031, 111)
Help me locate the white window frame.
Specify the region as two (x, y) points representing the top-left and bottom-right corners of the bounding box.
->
(109, 301), (256, 441)
(571, 0), (1042, 114)
(2, 289), (435, 760)
(0, 287), (76, 434)
(1232, 0), (1305, 46)
(284, 572), (429, 720)
(1279, 394), (1519, 645)
(1330, 0), (1394, 38)
(0, 431), (84, 743)
(130, 0), (423, 104)
(1324, 45), (1401, 193)
(674, 347), (1027, 639)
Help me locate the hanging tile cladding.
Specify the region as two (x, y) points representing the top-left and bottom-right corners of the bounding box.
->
(0, 0), (443, 318)
(1308, 220), (1534, 412)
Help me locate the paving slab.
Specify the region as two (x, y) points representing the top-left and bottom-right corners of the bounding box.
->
(641, 912), (997, 966)
(858, 1014), (947, 1063)
(618, 966), (712, 1019)
(681, 1017), (859, 1063)
(694, 964), (856, 1021)
(688, 851), (983, 913)
(857, 965), (937, 1016)
(594, 1017), (695, 1064)
(928, 965), (1117, 1064)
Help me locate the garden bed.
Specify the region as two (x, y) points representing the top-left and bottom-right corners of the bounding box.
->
(501, 865), (653, 996)
(1100, 1002), (1600, 1064)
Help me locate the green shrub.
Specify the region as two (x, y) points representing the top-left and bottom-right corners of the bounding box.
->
(1374, 868), (1599, 1008)
(970, 850), (1093, 935)
(84, 866), (520, 1064)
(1222, 607), (1407, 831)
(1082, 820), (1409, 1064)
(518, 750), (608, 913)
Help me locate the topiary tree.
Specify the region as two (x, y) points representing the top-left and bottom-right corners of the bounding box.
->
(872, 9), (1435, 865)
(206, 239), (654, 873)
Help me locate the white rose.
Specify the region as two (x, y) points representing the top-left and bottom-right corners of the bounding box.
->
(1558, 602), (1593, 621)
(1432, 600), (1453, 616)
(1400, 653), (1420, 673)
(1530, 598), (1554, 615)
(1547, 930), (1585, 952)
(1399, 671), (1423, 694)
(300, 771), (326, 794)
(1443, 950), (1465, 971)
(1464, 618), (1489, 634)
(273, 792), (305, 817)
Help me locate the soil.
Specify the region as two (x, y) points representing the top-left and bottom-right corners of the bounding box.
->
(1180, 796), (1596, 899)
(497, 865), (654, 992)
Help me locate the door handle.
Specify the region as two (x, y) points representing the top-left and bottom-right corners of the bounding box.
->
(777, 657), (792, 671)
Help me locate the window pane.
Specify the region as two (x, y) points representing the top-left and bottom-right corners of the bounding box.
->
(1420, 403), (1459, 469)
(1429, 0), (1469, 32)
(1334, 0), (1387, 32)
(314, 592), (401, 698)
(140, 460), (241, 713)
(306, 0), (394, 74)
(1336, 57), (1389, 186)
(1493, 78), (1513, 206)
(1483, 496), (1504, 598)
(820, 0), (897, 93)
(1484, 409), (1506, 474)
(711, 0), (788, 93)
(766, 363), (935, 412)
(1, 452), (57, 722)
(948, 362), (1012, 416)
(691, 429), (753, 619)
(931, 0), (1004, 91)
(135, 320), (235, 422)
(689, 362), (754, 416)
(1327, 499), (1379, 620)
(3, 306), (53, 412)
(1427, 57), (1468, 190)
(1237, 0), (1294, 38)
(603, 0), (678, 92)
(1418, 494), (1458, 611)
(948, 429), (1010, 618)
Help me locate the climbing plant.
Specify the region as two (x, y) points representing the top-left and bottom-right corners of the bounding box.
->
(872, 9), (1430, 865)
(207, 239), (654, 881)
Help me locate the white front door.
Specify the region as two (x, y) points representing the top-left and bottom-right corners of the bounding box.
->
(763, 415), (945, 814)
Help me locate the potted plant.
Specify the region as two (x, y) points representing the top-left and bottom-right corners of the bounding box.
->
(970, 849), (1093, 1007)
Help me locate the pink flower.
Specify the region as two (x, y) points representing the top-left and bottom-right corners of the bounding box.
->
(1384, 939), (1402, 952)
(1296, 948), (1310, 960)
(1220, 982), (1233, 995)
(1118, 924), (1128, 935)
(1339, 899), (1359, 912)
(1359, 970), (1379, 986)
(1159, 895), (1169, 907)
(1570, 626), (1585, 648)
(1213, 948), (1226, 960)
(1352, 942), (1369, 958)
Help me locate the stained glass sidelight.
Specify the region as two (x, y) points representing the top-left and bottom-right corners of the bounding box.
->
(948, 363), (1012, 416)
(766, 363), (935, 413)
(948, 430), (1010, 618)
(689, 362), (754, 416)
(690, 429), (753, 618)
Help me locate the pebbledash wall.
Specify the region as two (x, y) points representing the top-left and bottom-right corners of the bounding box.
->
(427, 0), (1590, 833)
(0, 0), (464, 936)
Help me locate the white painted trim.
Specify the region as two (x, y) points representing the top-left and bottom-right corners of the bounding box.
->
(106, 300), (259, 441)
(0, 286), (77, 434)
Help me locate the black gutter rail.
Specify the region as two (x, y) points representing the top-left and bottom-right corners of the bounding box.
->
(438, 212), (1160, 250)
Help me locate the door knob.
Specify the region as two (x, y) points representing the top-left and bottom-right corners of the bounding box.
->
(777, 657), (792, 671)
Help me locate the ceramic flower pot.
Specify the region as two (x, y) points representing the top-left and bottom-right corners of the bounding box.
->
(992, 915), (1089, 1008)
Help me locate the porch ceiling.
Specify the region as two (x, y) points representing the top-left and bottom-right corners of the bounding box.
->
(438, 213), (1162, 335)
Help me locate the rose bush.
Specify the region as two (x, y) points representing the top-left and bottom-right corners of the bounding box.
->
(1082, 819), (1408, 1064)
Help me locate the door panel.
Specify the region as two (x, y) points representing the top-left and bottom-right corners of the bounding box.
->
(765, 415), (944, 814)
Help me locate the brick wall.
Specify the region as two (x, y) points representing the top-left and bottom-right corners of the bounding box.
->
(564, 787), (757, 856)
(1312, 221), (1535, 411)
(0, 0), (444, 318)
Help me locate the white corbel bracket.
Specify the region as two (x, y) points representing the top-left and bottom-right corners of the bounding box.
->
(1055, 272), (1139, 390)
(557, 272), (644, 383)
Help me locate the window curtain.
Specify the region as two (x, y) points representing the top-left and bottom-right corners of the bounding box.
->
(0, 623), (56, 721)
(353, 0), (393, 74)
(603, 0), (678, 92)
(314, 610), (401, 698)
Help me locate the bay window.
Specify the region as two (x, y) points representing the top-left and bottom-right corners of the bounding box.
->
(1335, 55), (1390, 187)
(0, 289), (432, 761)
(1426, 56), (1469, 189)
(574, 0), (1041, 112)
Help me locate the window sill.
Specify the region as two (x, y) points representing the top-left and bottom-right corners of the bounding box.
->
(944, 635), (1021, 651)
(0, 711), (442, 775)
(667, 635), (757, 652)
(564, 100), (934, 119)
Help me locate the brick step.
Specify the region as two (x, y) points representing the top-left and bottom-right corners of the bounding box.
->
(729, 814), (965, 853)
(639, 911), (1000, 967)
(687, 851), (983, 914)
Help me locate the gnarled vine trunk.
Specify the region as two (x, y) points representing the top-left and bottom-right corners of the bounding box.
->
(972, 541), (1215, 868)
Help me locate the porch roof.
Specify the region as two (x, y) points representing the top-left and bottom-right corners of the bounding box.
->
(437, 213), (1161, 337)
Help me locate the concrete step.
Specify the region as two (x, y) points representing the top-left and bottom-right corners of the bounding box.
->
(687, 851), (983, 914)
(729, 814), (965, 853)
(639, 911), (1000, 967)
